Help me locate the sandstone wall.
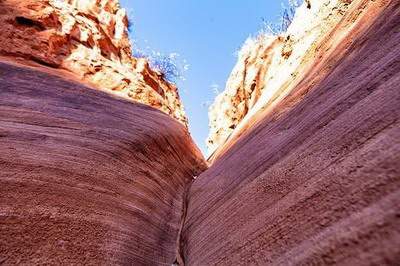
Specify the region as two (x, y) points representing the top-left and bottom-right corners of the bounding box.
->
(1, 0), (399, 264)
(0, 0), (187, 125)
(208, 0), (356, 154)
(184, 0), (400, 264)
(0, 61), (206, 265)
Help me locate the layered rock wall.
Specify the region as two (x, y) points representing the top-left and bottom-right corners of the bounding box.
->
(0, 0), (187, 125)
(184, 0), (400, 264)
(0, 60), (206, 264)
(1, 0), (399, 265)
(208, 0), (356, 154)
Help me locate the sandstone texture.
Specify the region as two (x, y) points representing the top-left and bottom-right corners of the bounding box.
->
(1, 0), (400, 265)
(0, 0), (187, 125)
(208, 0), (361, 154)
(184, 0), (400, 264)
(0, 61), (206, 265)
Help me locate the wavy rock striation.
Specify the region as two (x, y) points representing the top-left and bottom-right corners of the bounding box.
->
(184, 0), (400, 264)
(0, 0), (187, 125)
(208, 0), (360, 154)
(0, 61), (206, 265)
(1, 0), (400, 265)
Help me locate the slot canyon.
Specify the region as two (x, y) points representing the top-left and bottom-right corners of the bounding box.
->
(0, 0), (399, 265)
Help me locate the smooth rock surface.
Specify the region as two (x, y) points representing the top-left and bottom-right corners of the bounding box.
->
(0, 61), (206, 265)
(183, 0), (400, 265)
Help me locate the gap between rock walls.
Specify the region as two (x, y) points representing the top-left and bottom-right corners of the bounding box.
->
(173, 180), (194, 266)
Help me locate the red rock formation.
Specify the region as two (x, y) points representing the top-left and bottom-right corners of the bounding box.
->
(0, 0), (187, 125)
(1, 0), (399, 265)
(183, 0), (400, 264)
(0, 60), (206, 265)
(208, 0), (358, 154)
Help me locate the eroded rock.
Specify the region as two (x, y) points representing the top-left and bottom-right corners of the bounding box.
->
(207, 0), (353, 154)
(0, 61), (206, 264)
(0, 0), (187, 125)
(184, 0), (400, 264)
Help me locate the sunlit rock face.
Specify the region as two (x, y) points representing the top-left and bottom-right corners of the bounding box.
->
(1, 0), (399, 264)
(207, 0), (353, 154)
(186, 0), (400, 264)
(0, 0), (187, 125)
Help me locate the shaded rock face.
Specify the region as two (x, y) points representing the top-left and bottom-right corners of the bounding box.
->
(0, 0), (187, 125)
(0, 61), (206, 265)
(207, 0), (356, 154)
(184, 0), (400, 265)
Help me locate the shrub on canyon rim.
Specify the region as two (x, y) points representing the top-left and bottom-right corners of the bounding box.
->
(126, 13), (187, 84)
(261, 0), (303, 35)
(133, 50), (188, 84)
(237, 0), (303, 55)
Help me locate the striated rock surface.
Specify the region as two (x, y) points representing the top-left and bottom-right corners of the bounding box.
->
(1, 0), (400, 265)
(184, 0), (400, 264)
(0, 0), (187, 125)
(0, 60), (206, 265)
(208, 0), (358, 154)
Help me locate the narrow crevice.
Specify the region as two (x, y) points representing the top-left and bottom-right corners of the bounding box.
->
(173, 178), (194, 266)
(15, 16), (46, 31)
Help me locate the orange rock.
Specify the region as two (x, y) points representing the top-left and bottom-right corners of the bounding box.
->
(186, 1), (400, 265)
(0, 0), (188, 125)
(207, 0), (355, 154)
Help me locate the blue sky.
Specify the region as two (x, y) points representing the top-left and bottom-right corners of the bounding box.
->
(120, 0), (285, 155)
